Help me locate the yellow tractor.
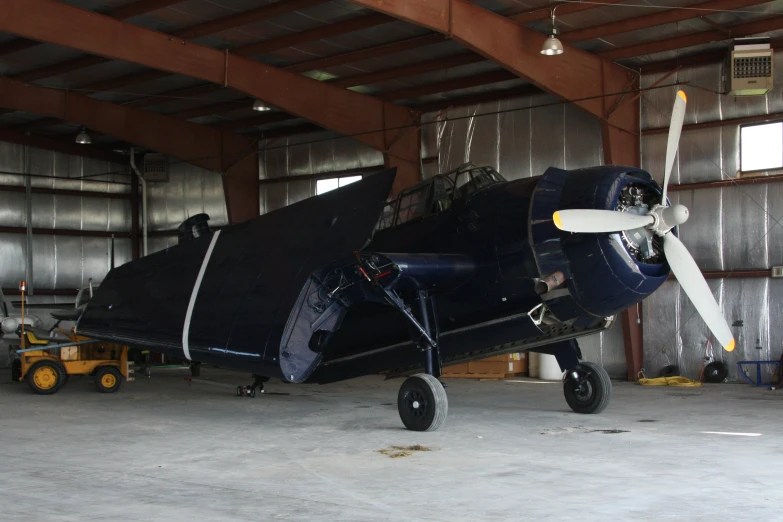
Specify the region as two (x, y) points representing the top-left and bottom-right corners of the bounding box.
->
(13, 329), (132, 394)
(9, 280), (133, 394)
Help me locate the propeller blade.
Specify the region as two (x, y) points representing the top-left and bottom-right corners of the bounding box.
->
(661, 90), (687, 204)
(553, 209), (654, 233)
(663, 233), (735, 352)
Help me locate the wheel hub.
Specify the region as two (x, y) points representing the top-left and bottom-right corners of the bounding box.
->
(33, 367), (57, 389)
(406, 390), (427, 418)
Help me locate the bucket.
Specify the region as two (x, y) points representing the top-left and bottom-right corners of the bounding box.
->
(539, 353), (563, 381)
(528, 351), (540, 378)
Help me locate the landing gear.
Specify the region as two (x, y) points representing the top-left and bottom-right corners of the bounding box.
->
(392, 290), (449, 431)
(236, 374), (268, 398)
(398, 374), (448, 432)
(563, 361), (612, 414)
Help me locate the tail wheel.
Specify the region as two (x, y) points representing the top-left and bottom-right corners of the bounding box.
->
(563, 361), (612, 414)
(397, 373), (448, 432)
(95, 366), (123, 393)
(27, 359), (66, 395)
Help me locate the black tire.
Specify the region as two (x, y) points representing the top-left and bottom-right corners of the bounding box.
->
(397, 373), (448, 432)
(236, 386), (243, 397)
(11, 359), (22, 382)
(563, 361), (612, 414)
(95, 366), (123, 393)
(248, 388), (256, 398)
(703, 361), (728, 383)
(27, 359), (66, 395)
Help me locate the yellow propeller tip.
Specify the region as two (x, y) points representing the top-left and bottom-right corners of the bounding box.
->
(677, 90), (687, 102)
(725, 339), (736, 352)
(553, 211), (563, 230)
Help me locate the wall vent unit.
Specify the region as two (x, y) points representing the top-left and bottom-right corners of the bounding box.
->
(772, 266), (783, 278)
(142, 153), (169, 182)
(726, 37), (774, 96)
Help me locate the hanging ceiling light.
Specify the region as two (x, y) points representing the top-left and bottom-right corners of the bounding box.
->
(253, 100), (271, 112)
(540, 10), (564, 56)
(75, 127), (91, 145)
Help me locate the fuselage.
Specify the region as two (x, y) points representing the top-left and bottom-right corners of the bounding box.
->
(309, 164), (671, 383)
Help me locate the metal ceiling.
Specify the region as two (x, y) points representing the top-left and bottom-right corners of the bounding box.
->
(1, 0), (782, 144)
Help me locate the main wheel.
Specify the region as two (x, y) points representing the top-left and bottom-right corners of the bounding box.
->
(95, 366), (123, 393)
(11, 359), (22, 382)
(27, 359), (66, 395)
(563, 361), (611, 414)
(397, 374), (448, 432)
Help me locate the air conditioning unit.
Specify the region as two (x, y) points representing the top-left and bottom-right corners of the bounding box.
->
(726, 37), (774, 96)
(142, 153), (169, 182)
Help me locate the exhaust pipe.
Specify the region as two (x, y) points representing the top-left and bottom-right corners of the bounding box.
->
(535, 271), (565, 295)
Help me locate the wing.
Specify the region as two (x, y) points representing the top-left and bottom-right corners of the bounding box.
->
(76, 169), (398, 375)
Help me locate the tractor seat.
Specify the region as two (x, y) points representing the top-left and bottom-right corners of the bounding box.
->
(15, 327), (52, 346)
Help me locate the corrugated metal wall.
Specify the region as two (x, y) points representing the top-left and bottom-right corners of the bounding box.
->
(0, 145), (227, 367)
(0, 142), (131, 292)
(147, 160), (228, 254)
(641, 54), (783, 381)
(258, 131), (383, 215)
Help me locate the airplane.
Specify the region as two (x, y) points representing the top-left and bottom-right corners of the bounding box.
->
(75, 90), (734, 431)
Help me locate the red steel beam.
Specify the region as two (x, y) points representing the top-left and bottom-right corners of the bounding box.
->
(231, 13), (392, 58)
(169, 101), (250, 120)
(70, 12), (393, 95)
(286, 34), (446, 73)
(0, 226), (132, 239)
(0, 77), (259, 224)
(123, 35), (447, 111)
(214, 113), (297, 131)
(12, 0), (332, 83)
(0, 184), (131, 200)
(412, 84), (546, 112)
(0, 0), (183, 57)
(600, 15), (783, 61)
(0, 128), (126, 163)
(346, 0), (638, 135)
(0, 0), (422, 193)
(380, 70), (521, 101)
(561, 0), (769, 43)
(330, 53), (484, 88)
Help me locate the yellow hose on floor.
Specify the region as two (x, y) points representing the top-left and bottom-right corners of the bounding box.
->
(637, 372), (703, 387)
(638, 376), (702, 387)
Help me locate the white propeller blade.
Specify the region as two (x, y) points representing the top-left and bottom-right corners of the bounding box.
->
(661, 90), (687, 204)
(553, 209), (654, 233)
(663, 233), (735, 352)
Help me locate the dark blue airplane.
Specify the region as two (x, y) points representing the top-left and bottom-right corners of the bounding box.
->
(76, 91), (733, 431)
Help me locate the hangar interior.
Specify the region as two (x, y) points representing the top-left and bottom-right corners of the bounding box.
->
(1, 0), (783, 520)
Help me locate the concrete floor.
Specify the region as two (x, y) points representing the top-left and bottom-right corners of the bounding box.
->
(1, 368), (782, 521)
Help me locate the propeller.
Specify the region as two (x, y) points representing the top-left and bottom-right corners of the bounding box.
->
(552, 90), (736, 353)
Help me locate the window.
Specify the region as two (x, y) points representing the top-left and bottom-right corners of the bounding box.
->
(741, 122), (783, 173)
(316, 175), (362, 195)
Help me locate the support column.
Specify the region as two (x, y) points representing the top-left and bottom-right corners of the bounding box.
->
(602, 86), (643, 381)
(130, 172), (140, 260)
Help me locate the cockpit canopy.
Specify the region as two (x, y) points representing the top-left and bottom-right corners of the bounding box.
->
(377, 163), (505, 231)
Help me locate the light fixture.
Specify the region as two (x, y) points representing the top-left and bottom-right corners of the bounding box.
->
(75, 127), (91, 144)
(253, 100), (271, 112)
(540, 10), (564, 56)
